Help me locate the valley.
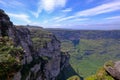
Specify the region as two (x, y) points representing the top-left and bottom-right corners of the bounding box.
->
(48, 29), (120, 78)
(0, 9), (120, 80)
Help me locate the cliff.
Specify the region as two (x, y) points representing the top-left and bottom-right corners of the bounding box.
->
(47, 28), (120, 78)
(29, 27), (81, 80)
(0, 9), (70, 80)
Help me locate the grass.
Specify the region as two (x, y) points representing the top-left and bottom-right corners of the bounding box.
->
(67, 75), (80, 80)
(85, 67), (115, 80)
(61, 40), (75, 52)
(30, 29), (120, 79)
(61, 39), (120, 78)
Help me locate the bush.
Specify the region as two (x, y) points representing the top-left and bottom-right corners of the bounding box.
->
(104, 60), (114, 68)
(0, 37), (23, 79)
(85, 67), (114, 80)
(67, 75), (80, 80)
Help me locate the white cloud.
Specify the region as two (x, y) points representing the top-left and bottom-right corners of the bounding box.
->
(43, 20), (49, 24)
(75, 23), (120, 30)
(105, 16), (120, 20)
(7, 13), (31, 23)
(50, 0), (120, 23)
(52, 15), (66, 21)
(32, 5), (42, 18)
(30, 22), (41, 26)
(62, 8), (72, 12)
(55, 16), (75, 22)
(9, 1), (25, 7)
(33, 0), (67, 18)
(0, 0), (25, 8)
(55, 15), (89, 23)
(41, 0), (55, 12)
(71, 18), (89, 22)
(75, 1), (120, 17)
(52, 17), (63, 20)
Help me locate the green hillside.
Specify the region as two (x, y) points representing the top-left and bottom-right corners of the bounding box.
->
(48, 29), (120, 78)
(70, 39), (120, 77)
(29, 28), (120, 78)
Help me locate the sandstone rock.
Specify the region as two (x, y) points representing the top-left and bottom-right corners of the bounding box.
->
(105, 61), (120, 80)
(0, 9), (70, 80)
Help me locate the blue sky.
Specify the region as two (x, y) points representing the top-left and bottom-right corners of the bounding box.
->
(0, 0), (120, 30)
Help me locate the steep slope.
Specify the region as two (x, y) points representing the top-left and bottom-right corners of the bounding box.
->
(29, 27), (82, 80)
(47, 29), (120, 78)
(0, 9), (73, 80)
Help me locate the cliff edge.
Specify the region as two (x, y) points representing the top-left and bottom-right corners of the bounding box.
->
(0, 9), (70, 80)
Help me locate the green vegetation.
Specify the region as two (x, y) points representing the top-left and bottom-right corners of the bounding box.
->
(32, 37), (51, 49)
(60, 38), (120, 78)
(30, 29), (120, 79)
(21, 56), (42, 80)
(30, 28), (52, 49)
(85, 67), (114, 80)
(20, 55), (51, 80)
(67, 75), (80, 80)
(0, 37), (23, 80)
(70, 39), (120, 77)
(41, 56), (51, 61)
(104, 60), (114, 68)
(61, 40), (75, 52)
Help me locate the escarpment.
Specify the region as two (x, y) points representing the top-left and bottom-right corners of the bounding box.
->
(0, 9), (70, 80)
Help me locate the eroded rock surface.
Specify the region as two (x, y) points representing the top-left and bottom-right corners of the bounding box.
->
(0, 9), (70, 80)
(105, 61), (120, 80)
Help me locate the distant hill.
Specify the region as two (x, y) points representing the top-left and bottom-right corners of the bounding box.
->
(47, 29), (120, 78)
(47, 29), (120, 40)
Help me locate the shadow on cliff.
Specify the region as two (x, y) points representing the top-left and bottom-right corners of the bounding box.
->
(56, 64), (83, 80)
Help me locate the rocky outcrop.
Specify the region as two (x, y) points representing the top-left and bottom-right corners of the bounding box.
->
(105, 61), (120, 80)
(0, 9), (12, 37)
(29, 27), (71, 80)
(60, 52), (70, 70)
(0, 9), (70, 80)
(0, 9), (33, 65)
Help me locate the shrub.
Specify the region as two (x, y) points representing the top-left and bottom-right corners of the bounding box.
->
(85, 67), (114, 80)
(67, 75), (80, 80)
(104, 60), (114, 68)
(0, 37), (24, 79)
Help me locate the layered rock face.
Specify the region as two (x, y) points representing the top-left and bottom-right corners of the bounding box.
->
(29, 27), (71, 80)
(0, 9), (33, 65)
(0, 9), (69, 80)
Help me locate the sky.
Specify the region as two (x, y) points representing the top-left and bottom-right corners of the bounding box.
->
(0, 0), (120, 30)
